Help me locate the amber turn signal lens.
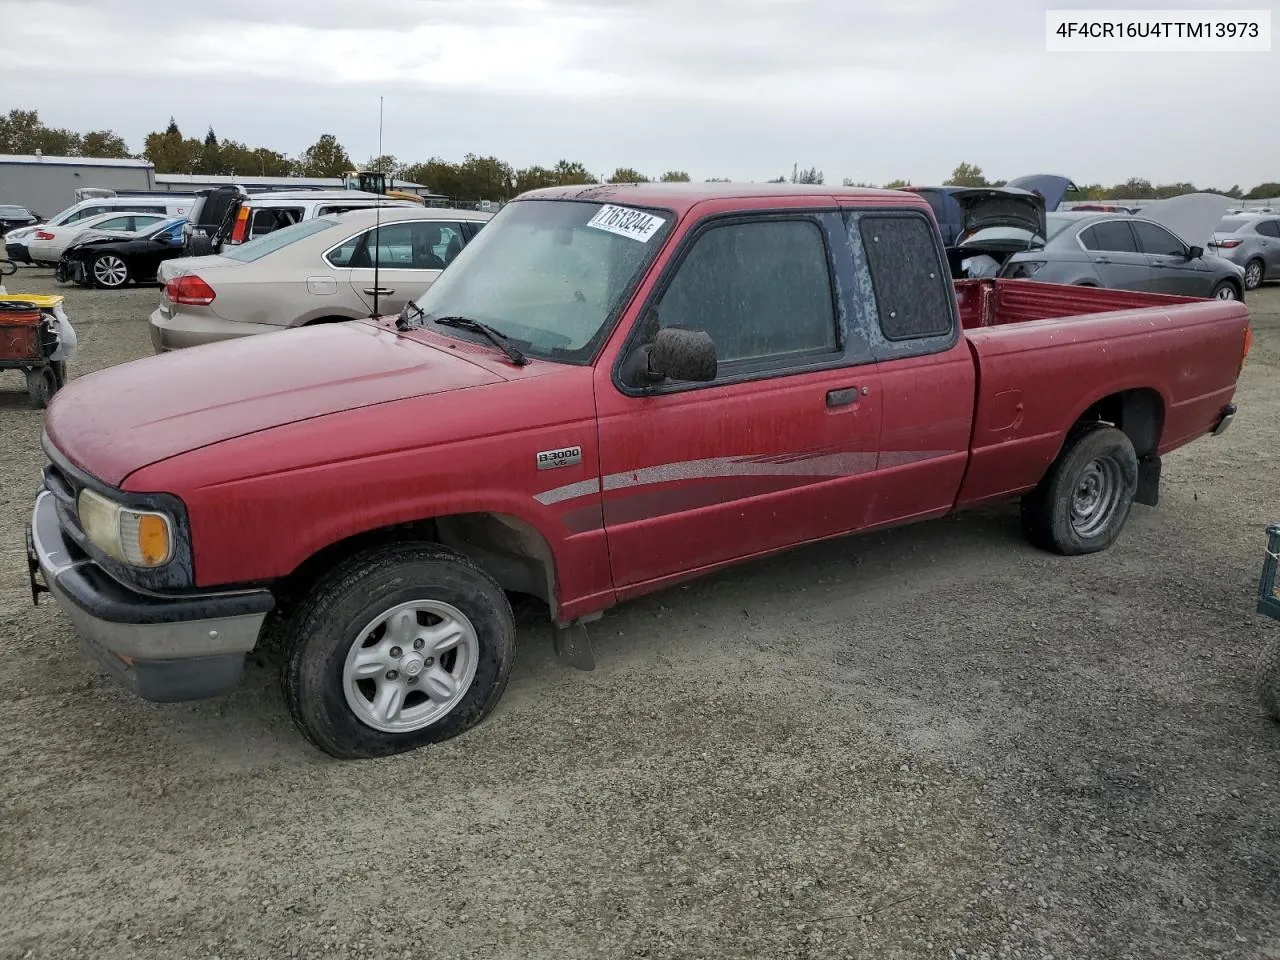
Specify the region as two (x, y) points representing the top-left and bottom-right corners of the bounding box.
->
(136, 515), (171, 566)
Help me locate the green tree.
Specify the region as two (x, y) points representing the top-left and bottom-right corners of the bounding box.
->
(607, 167), (649, 183)
(294, 134), (353, 177)
(1245, 182), (1280, 200)
(0, 108), (83, 156)
(704, 177), (730, 182)
(881, 179), (910, 189)
(553, 160), (595, 185)
(364, 154), (401, 175)
(842, 178), (876, 187)
(1107, 177), (1155, 199)
(944, 162), (986, 187)
(767, 175), (787, 183)
(513, 165), (559, 194)
(195, 126), (222, 174)
(143, 118), (202, 173)
(457, 154), (514, 199)
(659, 170), (690, 182)
(791, 164), (823, 185)
(79, 129), (131, 159)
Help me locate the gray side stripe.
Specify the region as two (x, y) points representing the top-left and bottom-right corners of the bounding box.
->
(534, 478), (602, 505)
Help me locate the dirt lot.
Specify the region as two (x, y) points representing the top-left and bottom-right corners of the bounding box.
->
(1, 270), (1279, 960)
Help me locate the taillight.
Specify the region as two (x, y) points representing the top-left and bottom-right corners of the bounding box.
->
(165, 275), (216, 306)
(34, 231), (54, 240)
(228, 206), (251, 244)
(1241, 323), (1253, 374)
(1002, 260), (1045, 279)
(1214, 239), (1242, 249)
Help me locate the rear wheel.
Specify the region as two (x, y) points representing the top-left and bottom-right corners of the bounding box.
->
(1212, 280), (1240, 301)
(90, 254), (129, 288)
(279, 543), (516, 760)
(1244, 259), (1264, 290)
(1021, 423), (1138, 555)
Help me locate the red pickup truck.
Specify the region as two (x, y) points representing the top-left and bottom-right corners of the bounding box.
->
(27, 183), (1250, 759)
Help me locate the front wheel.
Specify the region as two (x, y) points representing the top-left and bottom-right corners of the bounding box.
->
(1212, 280), (1240, 301)
(90, 254), (130, 289)
(279, 543), (516, 759)
(1021, 423), (1138, 555)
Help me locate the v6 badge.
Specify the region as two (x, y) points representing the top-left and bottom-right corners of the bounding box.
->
(536, 446), (582, 470)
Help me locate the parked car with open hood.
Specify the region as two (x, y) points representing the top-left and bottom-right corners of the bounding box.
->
(151, 206), (489, 351)
(981, 194), (1246, 299)
(0, 204), (40, 234)
(1209, 214), (1280, 290)
(57, 217), (188, 289)
(907, 174), (1077, 246)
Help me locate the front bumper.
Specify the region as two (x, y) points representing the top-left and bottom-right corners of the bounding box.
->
(4, 242), (31, 264)
(148, 305), (279, 353)
(27, 489), (274, 701)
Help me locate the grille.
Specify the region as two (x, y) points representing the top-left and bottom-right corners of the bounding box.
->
(42, 458), (92, 562)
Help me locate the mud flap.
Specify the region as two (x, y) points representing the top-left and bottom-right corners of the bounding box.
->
(551, 620), (595, 671)
(1136, 456), (1161, 507)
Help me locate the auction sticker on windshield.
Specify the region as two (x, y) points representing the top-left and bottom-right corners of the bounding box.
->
(586, 205), (665, 243)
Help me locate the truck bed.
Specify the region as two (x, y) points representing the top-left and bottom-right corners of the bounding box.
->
(953, 278), (1249, 508)
(954, 277), (1203, 330)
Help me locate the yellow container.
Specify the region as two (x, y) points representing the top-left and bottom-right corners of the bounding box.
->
(0, 294), (64, 309)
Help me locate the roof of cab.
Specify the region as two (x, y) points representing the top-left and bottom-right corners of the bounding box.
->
(515, 181), (929, 217)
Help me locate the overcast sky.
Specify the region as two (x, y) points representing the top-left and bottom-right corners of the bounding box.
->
(3, 0), (1277, 187)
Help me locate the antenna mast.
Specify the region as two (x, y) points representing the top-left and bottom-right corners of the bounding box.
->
(371, 95), (384, 318)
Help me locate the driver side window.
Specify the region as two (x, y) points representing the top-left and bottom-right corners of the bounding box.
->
(651, 218), (838, 367)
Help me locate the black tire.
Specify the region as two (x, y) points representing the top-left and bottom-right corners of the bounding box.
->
(1211, 280), (1240, 301)
(25, 366), (57, 409)
(185, 234), (214, 257)
(1021, 423), (1138, 555)
(279, 542), (515, 760)
(1244, 259), (1264, 291)
(51, 360), (68, 388)
(1258, 638), (1280, 722)
(90, 254), (129, 289)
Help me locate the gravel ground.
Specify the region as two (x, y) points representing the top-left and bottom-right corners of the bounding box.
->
(1, 270), (1279, 960)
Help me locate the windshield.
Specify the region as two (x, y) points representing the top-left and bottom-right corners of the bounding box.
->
(0, 205), (29, 217)
(221, 216), (338, 262)
(412, 199), (672, 362)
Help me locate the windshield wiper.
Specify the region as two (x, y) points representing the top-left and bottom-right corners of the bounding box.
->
(396, 299), (426, 331)
(433, 315), (529, 366)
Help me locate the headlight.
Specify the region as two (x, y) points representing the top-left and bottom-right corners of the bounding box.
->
(77, 488), (173, 567)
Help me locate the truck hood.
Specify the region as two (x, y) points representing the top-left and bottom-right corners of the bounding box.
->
(44, 320), (504, 486)
(1004, 174), (1078, 212)
(1136, 193), (1234, 248)
(950, 187), (1047, 244)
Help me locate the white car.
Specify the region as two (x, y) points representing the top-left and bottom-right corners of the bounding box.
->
(26, 211), (171, 263)
(5, 194), (196, 264)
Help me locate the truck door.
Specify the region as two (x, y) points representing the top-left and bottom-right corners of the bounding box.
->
(844, 209), (976, 528)
(595, 211), (883, 590)
(1078, 220), (1153, 291)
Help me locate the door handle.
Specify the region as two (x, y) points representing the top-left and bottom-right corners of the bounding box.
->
(1151, 261), (1167, 268)
(1093, 257), (1111, 264)
(826, 387), (862, 408)
(363, 287), (395, 295)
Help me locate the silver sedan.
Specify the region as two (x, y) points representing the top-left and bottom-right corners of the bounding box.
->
(991, 211), (1246, 299)
(1209, 214), (1280, 290)
(149, 206), (491, 352)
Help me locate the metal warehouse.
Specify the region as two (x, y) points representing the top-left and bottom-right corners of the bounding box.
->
(0, 153), (156, 217)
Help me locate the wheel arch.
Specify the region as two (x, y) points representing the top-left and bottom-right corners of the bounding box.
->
(274, 511), (562, 621)
(1071, 386), (1166, 459)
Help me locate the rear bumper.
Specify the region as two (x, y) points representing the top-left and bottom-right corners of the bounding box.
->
(5, 242), (31, 264)
(149, 306), (280, 353)
(27, 489), (273, 701)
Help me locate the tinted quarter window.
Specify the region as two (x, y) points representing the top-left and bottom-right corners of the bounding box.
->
(1257, 220), (1280, 239)
(654, 218), (837, 365)
(859, 215), (952, 341)
(1081, 220), (1138, 253)
(1132, 221), (1185, 257)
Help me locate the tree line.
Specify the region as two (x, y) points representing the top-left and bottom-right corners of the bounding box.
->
(3, 111), (1277, 203)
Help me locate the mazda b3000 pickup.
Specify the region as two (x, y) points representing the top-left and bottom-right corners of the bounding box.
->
(27, 183), (1250, 759)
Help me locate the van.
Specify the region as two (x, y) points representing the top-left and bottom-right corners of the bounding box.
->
(183, 188), (420, 255)
(4, 193), (197, 265)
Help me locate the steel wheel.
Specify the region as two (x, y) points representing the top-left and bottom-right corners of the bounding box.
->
(92, 255), (129, 288)
(1070, 457), (1125, 539)
(342, 599), (480, 734)
(1245, 260), (1264, 290)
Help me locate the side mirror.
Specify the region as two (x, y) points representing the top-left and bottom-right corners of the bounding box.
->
(1187, 245), (1204, 260)
(625, 326), (718, 386)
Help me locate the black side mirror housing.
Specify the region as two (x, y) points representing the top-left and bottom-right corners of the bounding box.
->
(624, 326), (718, 387)
(1187, 245), (1204, 260)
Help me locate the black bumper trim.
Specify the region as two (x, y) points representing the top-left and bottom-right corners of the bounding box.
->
(57, 560), (274, 626)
